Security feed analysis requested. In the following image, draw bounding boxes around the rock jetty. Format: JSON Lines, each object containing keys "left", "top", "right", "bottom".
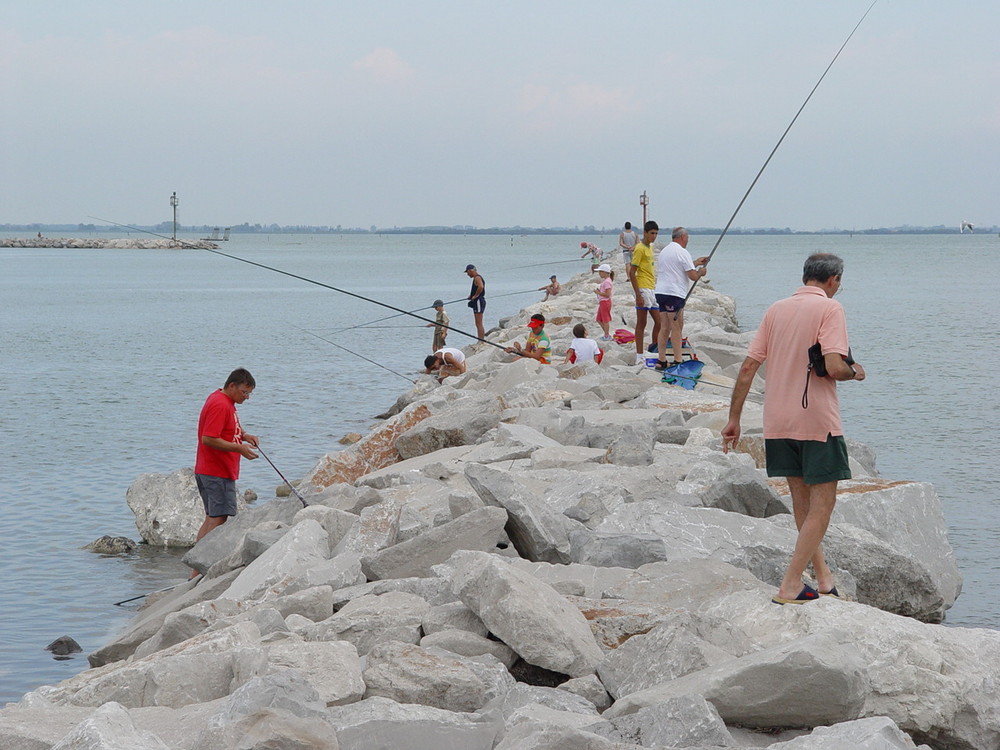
{"left": 0, "top": 237, "right": 218, "bottom": 249}
{"left": 1, "top": 256, "right": 986, "bottom": 750}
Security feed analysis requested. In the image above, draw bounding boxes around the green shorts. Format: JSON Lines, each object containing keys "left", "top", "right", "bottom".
{"left": 764, "top": 434, "right": 851, "bottom": 485}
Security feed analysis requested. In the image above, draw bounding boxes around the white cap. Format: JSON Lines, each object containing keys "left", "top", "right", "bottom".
{"left": 597, "top": 263, "right": 612, "bottom": 273}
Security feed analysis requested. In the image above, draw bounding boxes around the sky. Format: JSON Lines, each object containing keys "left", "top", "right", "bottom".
{"left": 1, "top": 1, "right": 997, "bottom": 231}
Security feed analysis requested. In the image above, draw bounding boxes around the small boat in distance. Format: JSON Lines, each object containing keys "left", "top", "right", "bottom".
{"left": 202, "top": 227, "right": 231, "bottom": 241}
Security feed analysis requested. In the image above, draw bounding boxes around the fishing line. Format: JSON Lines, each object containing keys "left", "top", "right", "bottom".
{"left": 256, "top": 444, "right": 308, "bottom": 507}
{"left": 293, "top": 324, "right": 419, "bottom": 384}
{"left": 504, "top": 257, "right": 587, "bottom": 272}
{"left": 321, "top": 288, "right": 539, "bottom": 337}
{"left": 680, "top": 0, "right": 879, "bottom": 308}
{"left": 87, "top": 217, "right": 518, "bottom": 356}
{"left": 113, "top": 582, "right": 183, "bottom": 607}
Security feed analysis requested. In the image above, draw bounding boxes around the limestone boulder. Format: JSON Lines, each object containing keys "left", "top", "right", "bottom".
{"left": 220, "top": 519, "right": 331, "bottom": 602}
{"left": 604, "top": 422, "right": 657, "bottom": 466}
{"left": 127, "top": 467, "right": 248, "bottom": 547}
{"left": 50, "top": 702, "right": 169, "bottom": 750}
{"left": 307, "top": 591, "right": 430, "bottom": 655}
{"left": 597, "top": 500, "right": 950, "bottom": 621}
{"left": 605, "top": 630, "right": 867, "bottom": 729}
{"left": 767, "top": 716, "right": 929, "bottom": 749}
{"left": 327, "top": 696, "right": 499, "bottom": 750}
{"left": 422, "top": 601, "right": 489, "bottom": 637}
{"left": 597, "top": 619, "right": 735, "bottom": 699}
{"left": 87, "top": 570, "right": 241, "bottom": 667}
{"left": 447, "top": 550, "right": 604, "bottom": 677}
{"left": 40, "top": 622, "right": 267, "bottom": 709}
{"left": 362, "top": 640, "right": 493, "bottom": 712}
{"left": 420, "top": 628, "right": 517, "bottom": 667}
{"left": 182, "top": 497, "right": 303, "bottom": 575}
{"left": 464, "top": 463, "right": 575, "bottom": 563}
{"left": 193, "top": 710, "right": 340, "bottom": 750}
{"left": 396, "top": 393, "right": 504, "bottom": 459}
{"left": 828, "top": 478, "right": 962, "bottom": 609}
{"left": 362, "top": 506, "right": 508, "bottom": 580}
{"left": 331, "top": 498, "right": 402, "bottom": 558}
{"left": 493, "top": 722, "right": 642, "bottom": 750}
{"left": 300, "top": 402, "right": 434, "bottom": 488}
{"left": 266, "top": 638, "right": 365, "bottom": 706}
{"left": 611, "top": 694, "right": 736, "bottom": 748}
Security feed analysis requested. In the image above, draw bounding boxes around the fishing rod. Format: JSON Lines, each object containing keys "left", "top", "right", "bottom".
{"left": 293, "top": 324, "right": 418, "bottom": 384}
{"left": 320, "top": 288, "right": 540, "bottom": 337}
{"left": 680, "top": 0, "right": 879, "bottom": 307}
{"left": 87, "top": 217, "right": 519, "bottom": 356}
{"left": 256, "top": 444, "right": 308, "bottom": 507}
{"left": 504, "top": 257, "right": 586, "bottom": 272}
{"left": 113, "top": 582, "right": 184, "bottom": 606}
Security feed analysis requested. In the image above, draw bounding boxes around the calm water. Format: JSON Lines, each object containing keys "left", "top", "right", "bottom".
{"left": 1, "top": 231, "right": 997, "bottom": 703}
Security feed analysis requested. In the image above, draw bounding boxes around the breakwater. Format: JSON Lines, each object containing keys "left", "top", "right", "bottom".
{"left": 0, "top": 257, "right": 983, "bottom": 750}
{"left": 0, "top": 237, "right": 218, "bottom": 249}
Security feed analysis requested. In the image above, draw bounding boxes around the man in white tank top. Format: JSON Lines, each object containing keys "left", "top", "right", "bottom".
{"left": 619, "top": 221, "right": 638, "bottom": 266}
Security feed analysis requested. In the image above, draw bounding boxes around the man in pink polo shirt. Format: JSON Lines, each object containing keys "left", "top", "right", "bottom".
{"left": 722, "top": 254, "right": 866, "bottom": 605}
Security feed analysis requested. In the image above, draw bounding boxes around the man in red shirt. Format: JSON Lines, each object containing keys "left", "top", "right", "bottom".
{"left": 722, "top": 254, "right": 865, "bottom": 605}
{"left": 193, "top": 368, "right": 259, "bottom": 549}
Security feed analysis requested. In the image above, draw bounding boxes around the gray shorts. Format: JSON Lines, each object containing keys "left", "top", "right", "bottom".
{"left": 196, "top": 474, "right": 238, "bottom": 517}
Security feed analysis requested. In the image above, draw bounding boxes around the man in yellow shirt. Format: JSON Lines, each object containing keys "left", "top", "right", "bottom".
{"left": 628, "top": 220, "right": 662, "bottom": 365}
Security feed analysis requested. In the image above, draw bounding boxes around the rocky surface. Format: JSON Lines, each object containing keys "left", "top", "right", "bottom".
{"left": 0, "top": 236, "right": 218, "bottom": 249}
{"left": 2, "top": 255, "right": 968, "bottom": 749}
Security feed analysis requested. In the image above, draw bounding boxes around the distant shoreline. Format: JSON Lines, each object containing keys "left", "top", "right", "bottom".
{"left": 0, "top": 237, "right": 218, "bottom": 250}
{"left": 3, "top": 224, "right": 996, "bottom": 237}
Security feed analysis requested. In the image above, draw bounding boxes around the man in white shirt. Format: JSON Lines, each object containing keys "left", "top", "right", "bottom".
{"left": 653, "top": 227, "right": 709, "bottom": 369}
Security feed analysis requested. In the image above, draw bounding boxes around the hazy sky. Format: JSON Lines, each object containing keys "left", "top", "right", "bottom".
{"left": 2, "top": 2, "right": 997, "bottom": 230}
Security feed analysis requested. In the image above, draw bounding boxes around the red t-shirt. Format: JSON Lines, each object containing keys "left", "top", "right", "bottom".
{"left": 194, "top": 389, "right": 243, "bottom": 479}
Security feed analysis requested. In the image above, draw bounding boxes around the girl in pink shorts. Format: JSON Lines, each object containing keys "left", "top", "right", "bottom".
{"left": 595, "top": 264, "right": 614, "bottom": 340}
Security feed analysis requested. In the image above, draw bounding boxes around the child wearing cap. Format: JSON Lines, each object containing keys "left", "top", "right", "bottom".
{"left": 595, "top": 264, "right": 615, "bottom": 340}
{"left": 505, "top": 313, "right": 552, "bottom": 364}
{"left": 426, "top": 299, "right": 449, "bottom": 352}
{"left": 538, "top": 275, "right": 561, "bottom": 301}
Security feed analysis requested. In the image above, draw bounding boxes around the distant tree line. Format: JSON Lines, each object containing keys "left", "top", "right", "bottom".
{"left": 2, "top": 222, "right": 997, "bottom": 236}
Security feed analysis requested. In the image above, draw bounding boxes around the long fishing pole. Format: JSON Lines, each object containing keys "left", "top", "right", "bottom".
{"left": 293, "top": 324, "right": 418, "bottom": 384}
{"left": 681, "top": 0, "right": 878, "bottom": 307}
{"left": 87, "top": 217, "right": 517, "bottom": 355}
{"left": 321, "top": 288, "right": 539, "bottom": 337}
{"left": 256, "top": 444, "right": 308, "bottom": 507}
{"left": 504, "top": 257, "right": 587, "bottom": 272}
{"left": 113, "top": 582, "right": 183, "bottom": 606}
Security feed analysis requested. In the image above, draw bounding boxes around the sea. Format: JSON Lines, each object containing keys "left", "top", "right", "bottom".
{"left": 1, "top": 230, "right": 997, "bottom": 704}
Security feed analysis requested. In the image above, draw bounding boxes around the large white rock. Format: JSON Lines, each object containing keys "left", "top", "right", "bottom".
{"left": 308, "top": 591, "right": 430, "bottom": 655}
{"left": 610, "top": 694, "right": 736, "bottom": 748}
{"left": 596, "top": 500, "right": 950, "bottom": 621}
{"left": 266, "top": 638, "right": 365, "bottom": 706}
{"left": 363, "top": 640, "right": 493, "bottom": 712}
{"left": 126, "top": 467, "right": 248, "bottom": 547}
{"left": 221, "top": 519, "right": 331, "bottom": 602}
{"left": 830, "top": 479, "right": 962, "bottom": 608}
{"left": 39, "top": 622, "right": 267, "bottom": 709}
{"left": 327, "top": 696, "right": 499, "bottom": 750}
{"left": 447, "top": 550, "right": 603, "bottom": 677}
{"left": 605, "top": 630, "right": 867, "bottom": 728}
{"left": 597, "top": 619, "right": 735, "bottom": 699}
{"left": 361, "top": 506, "right": 508, "bottom": 580}
{"left": 767, "top": 716, "right": 930, "bottom": 749}
{"left": 464, "top": 463, "right": 576, "bottom": 563}
{"left": 50, "top": 701, "right": 169, "bottom": 750}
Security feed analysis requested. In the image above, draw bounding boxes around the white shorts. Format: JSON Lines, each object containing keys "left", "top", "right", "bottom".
{"left": 636, "top": 288, "right": 657, "bottom": 311}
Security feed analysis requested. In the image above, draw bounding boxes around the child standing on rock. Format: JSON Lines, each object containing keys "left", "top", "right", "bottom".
{"left": 595, "top": 263, "right": 614, "bottom": 340}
